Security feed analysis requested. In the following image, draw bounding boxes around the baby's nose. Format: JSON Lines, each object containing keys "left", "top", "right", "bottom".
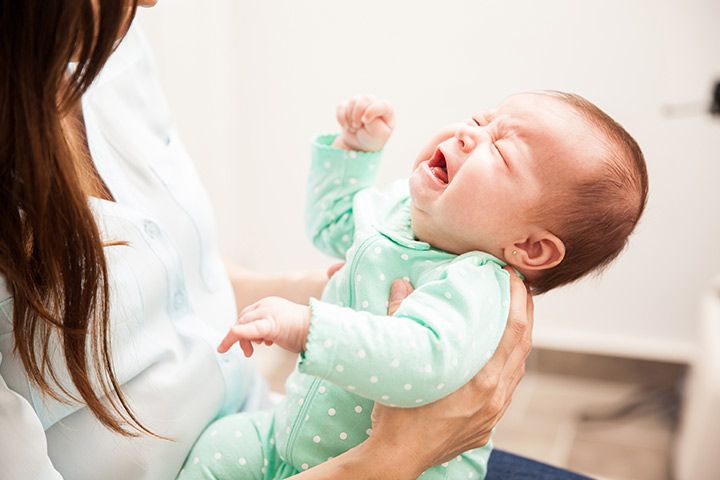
{"left": 454, "top": 126, "right": 477, "bottom": 153}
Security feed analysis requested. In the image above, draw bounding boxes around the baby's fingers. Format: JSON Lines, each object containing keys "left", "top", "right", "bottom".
{"left": 361, "top": 100, "right": 395, "bottom": 129}
{"left": 218, "top": 330, "right": 240, "bottom": 354}
{"left": 239, "top": 339, "right": 254, "bottom": 357}
{"left": 344, "top": 98, "right": 357, "bottom": 132}
{"left": 336, "top": 103, "right": 349, "bottom": 131}
{"left": 351, "top": 95, "right": 374, "bottom": 129}
{"left": 237, "top": 301, "right": 261, "bottom": 321}
{"left": 217, "top": 318, "right": 275, "bottom": 356}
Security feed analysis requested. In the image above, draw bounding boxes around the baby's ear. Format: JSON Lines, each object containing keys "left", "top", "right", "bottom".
{"left": 503, "top": 231, "right": 565, "bottom": 272}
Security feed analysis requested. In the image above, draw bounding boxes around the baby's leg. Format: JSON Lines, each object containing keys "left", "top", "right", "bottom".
{"left": 178, "top": 411, "right": 279, "bottom": 480}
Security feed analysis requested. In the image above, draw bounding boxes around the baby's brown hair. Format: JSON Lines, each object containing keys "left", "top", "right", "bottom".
{"left": 530, "top": 92, "right": 648, "bottom": 294}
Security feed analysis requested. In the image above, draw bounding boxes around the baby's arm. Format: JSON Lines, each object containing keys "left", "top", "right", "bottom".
{"left": 300, "top": 254, "right": 511, "bottom": 407}
{"left": 218, "top": 254, "right": 511, "bottom": 406}
{"left": 306, "top": 96, "right": 394, "bottom": 259}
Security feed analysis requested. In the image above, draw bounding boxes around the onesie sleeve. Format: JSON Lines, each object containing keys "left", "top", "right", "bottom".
{"left": 305, "top": 134, "right": 382, "bottom": 259}
{"left": 0, "top": 355, "right": 64, "bottom": 480}
{"left": 298, "top": 254, "right": 511, "bottom": 407}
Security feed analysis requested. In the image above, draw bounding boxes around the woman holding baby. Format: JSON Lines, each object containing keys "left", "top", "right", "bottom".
{"left": 0, "top": 1, "right": 590, "bottom": 479}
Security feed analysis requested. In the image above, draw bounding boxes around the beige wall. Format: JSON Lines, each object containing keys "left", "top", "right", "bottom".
{"left": 138, "top": 0, "right": 720, "bottom": 362}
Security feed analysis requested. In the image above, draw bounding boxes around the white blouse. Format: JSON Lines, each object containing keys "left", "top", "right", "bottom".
{"left": 0, "top": 25, "right": 267, "bottom": 480}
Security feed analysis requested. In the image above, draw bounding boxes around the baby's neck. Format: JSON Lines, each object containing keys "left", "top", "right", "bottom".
{"left": 411, "top": 215, "right": 533, "bottom": 280}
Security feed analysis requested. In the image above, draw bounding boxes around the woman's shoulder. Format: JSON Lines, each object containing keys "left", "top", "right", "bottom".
{"left": 85, "top": 23, "right": 152, "bottom": 91}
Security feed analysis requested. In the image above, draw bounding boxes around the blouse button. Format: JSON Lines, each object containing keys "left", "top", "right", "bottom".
{"left": 143, "top": 220, "right": 160, "bottom": 239}
{"left": 173, "top": 289, "right": 187, "bottom": 311}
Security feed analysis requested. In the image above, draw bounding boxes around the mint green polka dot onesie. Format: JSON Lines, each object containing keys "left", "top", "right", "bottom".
{"left": 179, "top": 134, "right": 512, "bottom": 480}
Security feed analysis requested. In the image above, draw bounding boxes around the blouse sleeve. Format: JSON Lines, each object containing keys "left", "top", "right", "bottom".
{"left": 0, "top": 354, "right": 64, "bottom": 480}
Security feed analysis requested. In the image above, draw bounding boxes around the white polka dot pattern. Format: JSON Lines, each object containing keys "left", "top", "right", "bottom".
{"left": 300, "top": 143, "right": 508, "bottom": 479}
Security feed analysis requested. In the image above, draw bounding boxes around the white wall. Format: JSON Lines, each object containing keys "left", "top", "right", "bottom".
{"left": 138, "top": 0, "right": 720, "bottom": 363}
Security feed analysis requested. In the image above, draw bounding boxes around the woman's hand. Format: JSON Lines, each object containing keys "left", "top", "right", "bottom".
{"left": 288, "top": 266, "right": 534, "bottom": 480}
{"left": 368, "top": 266, "right": 534, "bottom": 473}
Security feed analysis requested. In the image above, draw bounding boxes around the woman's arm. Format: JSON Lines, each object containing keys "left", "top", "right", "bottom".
{"left": 0, "top": 367, "right": 64, "bottom": 479}
{"left": 289, "top": 267, "right": 534, "bottom": 479}
{"left": 225, "top": 262, "right": 327, "bottom": 310}
{"left": 288, "top": 439, "right": 422, "bottom": 480}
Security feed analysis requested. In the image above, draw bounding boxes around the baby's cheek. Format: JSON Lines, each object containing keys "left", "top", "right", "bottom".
{"left": 445, "top": 180, "right": 501, "bottom": 232}
{"left": 443, "top": 187, "right": 481, "bottom": 229}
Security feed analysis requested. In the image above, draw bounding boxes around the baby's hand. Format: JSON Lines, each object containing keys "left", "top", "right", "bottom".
{"left": 217, "top": 297, "right": 311, "bottom": 357}
{"left": 333, "top": 95, "right": 395, "bottom": 152}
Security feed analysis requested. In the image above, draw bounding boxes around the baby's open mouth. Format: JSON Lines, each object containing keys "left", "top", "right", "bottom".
{"left": 428, "top": 149, "right": 449, "bottom": 184}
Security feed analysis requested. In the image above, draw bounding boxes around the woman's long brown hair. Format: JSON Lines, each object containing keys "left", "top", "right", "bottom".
{"left": 0, "top": 0, "right": 156, "bottom": 437}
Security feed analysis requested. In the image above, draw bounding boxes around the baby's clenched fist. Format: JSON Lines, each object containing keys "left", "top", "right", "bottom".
{"left": 333, "top": 94, "right": 395, "bottom": 152}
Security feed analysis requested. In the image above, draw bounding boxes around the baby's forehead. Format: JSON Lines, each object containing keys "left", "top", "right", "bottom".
{"left": 491, "top": 92, "right": 579, "bottom": 126}
{"left": 493, "top": 93, "right": 607, "bottom": 174}
{"left": 487, "top": 93, "right": 599, "bottom": 145}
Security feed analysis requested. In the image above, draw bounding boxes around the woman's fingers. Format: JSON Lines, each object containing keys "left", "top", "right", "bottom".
{"left": 489, "top": 267, "right": 531, "bottom": 365}
{"left": 526, "top": 283, "right": 535, "bottom": 327}
{"left": 326, "top": 262, "right": 345, "bottom": 279}
{"left": 475, "top": 267, "right": 532, "bottom": 404}
{"left": 499, "top": 292, "right": 535, "bottom": 392}
{"left": 364, "top": 268, "right": 535, "bottom": 469}
{"left": 387, "top": 279, "right": 414, "bottom": 315}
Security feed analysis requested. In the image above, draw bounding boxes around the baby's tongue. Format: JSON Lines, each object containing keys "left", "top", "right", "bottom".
{"left": 431, "top": 166, "right": 448, "bottom": 184}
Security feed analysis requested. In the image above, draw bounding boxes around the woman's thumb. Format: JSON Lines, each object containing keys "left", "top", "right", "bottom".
{"left": 387, "top": 279, "right": 414, "bottom": 315}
